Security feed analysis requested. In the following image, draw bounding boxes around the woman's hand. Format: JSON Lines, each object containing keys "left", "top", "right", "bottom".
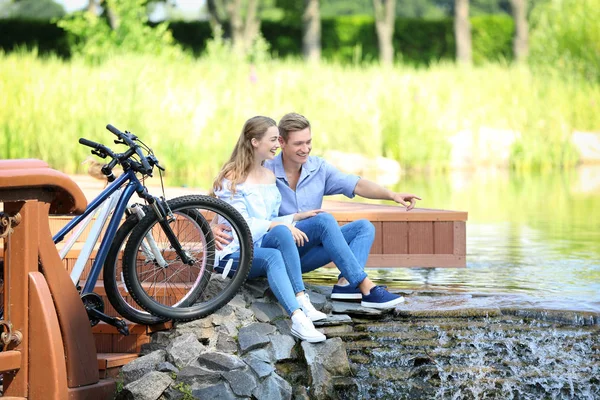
{"left": 293, "top": 209, "right": 325, "bottom": 222}
{"left": 285, "top": 224, "right": 309, "bottom": 247}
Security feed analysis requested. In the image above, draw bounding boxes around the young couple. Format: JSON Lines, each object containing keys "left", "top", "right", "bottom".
{"left": 211, "top": 113, "right": 421, "bottom": 343}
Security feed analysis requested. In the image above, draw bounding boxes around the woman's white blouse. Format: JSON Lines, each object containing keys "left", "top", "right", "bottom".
{"left": 214, "top": 179, "right": 294, "bottom": 259}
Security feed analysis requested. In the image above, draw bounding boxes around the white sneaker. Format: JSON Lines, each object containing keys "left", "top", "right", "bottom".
{"left": 297, "top": 293, "right": 328, "bottom": 322}
{"left": 290, "top": 312, "right": 326, "bottom": 343}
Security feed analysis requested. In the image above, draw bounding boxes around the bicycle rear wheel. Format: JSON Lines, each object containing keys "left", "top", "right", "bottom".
{"left": 103, "top": 212, "right": 168, "bottom": 325}
{"left": 123, "top": 195, "right": 252, "bottom": 321}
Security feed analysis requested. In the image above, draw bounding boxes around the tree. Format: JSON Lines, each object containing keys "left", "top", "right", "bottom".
{"left": 1, "top": 0, "right": 65, "bottom": 20}
{"left": 373, "top": 0, "right": 396, "bottom": 66}
{"left": 510, "top": 0, "right": 528, "bottom": 62}
{"left": 303, "top": 0, "right": 321, "bottom": 63}
{"left": 206, "top": 0, "right": 261, "bottom": 55}
{"left": 454, "top": 0, "right": 472, "bottom": 64}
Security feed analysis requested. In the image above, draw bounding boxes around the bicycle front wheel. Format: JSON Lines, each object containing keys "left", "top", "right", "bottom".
{"left": 103, "top": 212, "right": 168, "bottom": 325}
{"left": 122, "top": 195, "right": 252, "bottom": 321}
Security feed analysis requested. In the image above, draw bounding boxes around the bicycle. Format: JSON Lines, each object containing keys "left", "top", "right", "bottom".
{"left": 52, "top": 124, "right": 253, "bottom": 333}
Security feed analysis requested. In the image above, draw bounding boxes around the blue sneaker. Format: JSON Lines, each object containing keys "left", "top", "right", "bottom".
{"left": 361, "top": 286, "right": 405, "bottom": 309}
{"left": 331, "top": 284, "right": 362, "bottom": 301}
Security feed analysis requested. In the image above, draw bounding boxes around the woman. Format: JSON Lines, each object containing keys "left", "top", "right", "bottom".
{"left": 211, "top": 116, "right": 326, "bottom": 343}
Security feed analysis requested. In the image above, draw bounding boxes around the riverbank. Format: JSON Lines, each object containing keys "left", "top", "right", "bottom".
{"left": 116, "top": 282, "right": 600, "bottom": 399}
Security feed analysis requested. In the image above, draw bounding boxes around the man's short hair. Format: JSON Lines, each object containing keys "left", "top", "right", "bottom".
{"left": 278, "top": 113, "right": 310, "bottom": 142}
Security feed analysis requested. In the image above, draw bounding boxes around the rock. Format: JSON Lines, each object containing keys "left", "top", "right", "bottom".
{"left": 191, "top": 382, "right": 237, "bottom": 400}
{"left": 215, "top": 333, "right": 238, "bottom": 353}
{"left": 119, "top": 371, "right": 172, "bottom": 400}
{"left": 331, "top": 301, "right": 388, "bottom": 316}
{"left": 244, "top": 279, "right": 271, "bottom": 298}
{"left": 211, "top": 305, "right": 236, "bottom": 326}
{"left": 157, "top": 362, "right": 179, "bottom": 374}
{"left": 222, "top": 368, "right": 258, "bottom": 397}
{"left": 150, "top": 331, "right": 172, "bottom": 345}
{"left": 313, "top": 314, "right": 353, "bottom": 327}
{"left": 306, "top": 291, "right": 327, "bottom": 311}
{"left": 166, "top": 333, "right": 205, "bottom": 368}
{"left": 252, "top": 372, "right": 293, "bottom": 400}
{"left": 321, "top": 325, "right": 354, "bottom": 336}
{"left": 238, "top": 322, "right": 276, "bottom": 353}
{"left": 243, "top": 349, "right": 274, "bottom": 378}
{"left": 572, "top": 131, "right": 600, "bottom": 164}
{"left": 302, "top": 337, "right": 350, "bottom": 376}
{"left": 140, "top": 342, "right": 167, "bottom": 356}
{"left": 269, "top": 334, "right": 297, "bottom": 361}
{"left": 250, "top": 300, "right": 286, "bottom": 322}
{"left": 448, "top": 127, "right": 520, "bottom": 169}
{"left": 196, "top": 352, "right": 246, "bottom": 371}
{"left": 273, "top": 318, "right": 292, "bottom": 336}
{"left": 302, "top": 338, "right": 350, "bottom": 399}
{"left": 175, "top": 366, "right": 221, "bottom": 387}
{"left": 173, "top": 317, "right": 214, "bottom": 343}
{"left": 121, "top": 350, "right": 166, "bottom": 385}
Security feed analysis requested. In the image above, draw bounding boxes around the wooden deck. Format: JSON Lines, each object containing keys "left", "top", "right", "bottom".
{"left": 322, "top": 200, "right": 467, "bottom": 268}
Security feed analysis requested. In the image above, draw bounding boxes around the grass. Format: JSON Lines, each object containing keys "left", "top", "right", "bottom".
{"left": 1, "top": 51, "right": 599, "bottom": 188}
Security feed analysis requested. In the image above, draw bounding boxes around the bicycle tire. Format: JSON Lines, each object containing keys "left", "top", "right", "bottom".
{"left": 103, "top": 212, "right": 168, "bottom": 325}
{"left": 123, "top": 195, "right": 252, "bottom": 321}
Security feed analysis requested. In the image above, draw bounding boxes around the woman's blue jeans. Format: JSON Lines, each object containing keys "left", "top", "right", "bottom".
{"left": 222, "top": 225, "right": 304, "bottom": 316}
{"left": 294, "top": 213, "right": 374, "bottom": 288}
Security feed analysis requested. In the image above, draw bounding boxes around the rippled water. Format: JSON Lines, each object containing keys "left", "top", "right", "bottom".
{"left": 305, "top": 167, "right": 600, "bottom": 313}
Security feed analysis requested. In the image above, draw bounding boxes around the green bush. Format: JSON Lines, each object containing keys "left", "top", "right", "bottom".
{"left": 529, "top": 0, "right": 600, "bottom": 82}
{"left": 395, "top": 18, "right": 455, "bottom": 64}
{"left": 0, "top": 19, "right": 70, "bottom": 57}
{"left": 0, "top": 15, "right": 516, "bottom": 65}
{"left": 471, "top": 15, "right": 514, "bottom": 64}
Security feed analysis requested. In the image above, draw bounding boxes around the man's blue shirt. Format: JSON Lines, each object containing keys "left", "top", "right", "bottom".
{"left": 264, "top": 154, "right": 360, "bottom": 216}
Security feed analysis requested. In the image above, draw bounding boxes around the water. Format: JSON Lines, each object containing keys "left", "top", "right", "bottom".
{"left": 336, "top": 316, "right": 600, "bottom": 399}
{"left": 305, "top": 166, "right": 600, "bottom": 313}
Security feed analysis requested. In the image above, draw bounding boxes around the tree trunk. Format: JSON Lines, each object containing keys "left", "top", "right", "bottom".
{"left": 303, "top": 0, "right": 321, "bottom": 63}
{"left": 242, "top": 0, "right": 260, "bottom": 53}
{"left": 87, "top": 0, "right": 97, "bottom": 14}
{"left": 206, "top": 0, "right": 224, "bottom": 37}
{"left": 510, "top": 0, "right": 529, "bottom": 62}
{"left": 454, "top": 0, "right": 472, "bottom": 65}
{"left": 373, "top": 0, "right": 396, "bottom": 66}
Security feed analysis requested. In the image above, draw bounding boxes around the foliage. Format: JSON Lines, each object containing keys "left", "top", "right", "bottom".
{"left": 57, "top": 0, "right": 182, "bottom": 63}
{"left": 0, "top": 19, "right": 71, "bottom": 57}
{"left": 529, "top": 0, "right": 600, "bottom": 82}
{"left": 1, "top": 15, "right": 515, "bottom": 65}
{"left": 471, "top": 14, "right": 514, "bottom": 64}
{"left": 1, "top": 52, "right": 598, "bottom": 188}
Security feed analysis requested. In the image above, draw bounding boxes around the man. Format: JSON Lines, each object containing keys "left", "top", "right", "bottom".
{"left": 264, "top": 112, "right": 422, "bottom": 309}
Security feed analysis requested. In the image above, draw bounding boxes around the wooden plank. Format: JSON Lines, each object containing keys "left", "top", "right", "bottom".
{"left": 434, "top": 222, "right": 454, "bottom": 254}
{"left": 382, "top": 222, "right": 408, "bottom": 254}
{"left": 371, "top": 221, "right": 383, "bottom": 254}
{"left": 453, "top": 221, "right": 466, "bottom": 256}
{"left": 112, "top": 333, "right": 138, "bottom": 353}
{"left": 94, "top": 334, "right": 114, "bottom": 354}
{"left": 97, "top": 353, "right": 139, "bottom": 370}
{"left": 0, "top": 351, "right": 22, "bottom": 372}
{"left": 365, "top": 254, "right": 466, "bottom": 268}
{"left": 408, "top": 222, "right": 434, "bottom": 254}
{"left": 323, "top": 201, "right": 468, "bottom": 222}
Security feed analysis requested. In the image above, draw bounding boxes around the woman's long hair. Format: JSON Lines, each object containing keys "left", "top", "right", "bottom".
{"left": 211, "top": 116, "right": 276, "bottom": 196}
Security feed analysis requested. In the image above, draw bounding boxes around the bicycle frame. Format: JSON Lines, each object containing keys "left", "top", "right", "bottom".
{"left": 53, "top": 169, "right": 146, "bottom": 295}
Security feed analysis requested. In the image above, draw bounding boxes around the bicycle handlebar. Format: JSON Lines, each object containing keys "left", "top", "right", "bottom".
{"left": 105, "top": 124, "right": 153, "bottom": 174}
{"left": 78, "top": 124, "right": 158, "bottom": 177}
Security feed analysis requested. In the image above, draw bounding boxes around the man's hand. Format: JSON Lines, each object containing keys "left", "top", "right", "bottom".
{"left": 293, "top": 209, "right": 325, "bottom": 222}
{"left": 212, "top": 224, "right": 233, "bottom": 250}
{"left": 391, "top": 192, "right": 422, "bottom": 211}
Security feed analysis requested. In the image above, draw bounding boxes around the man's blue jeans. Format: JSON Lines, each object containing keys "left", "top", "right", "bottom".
{"left": 222, "top": 225, "right": 304, "bottom": 316}
{"left": 294, "top": 213, "right": 374, "bottom": 288}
